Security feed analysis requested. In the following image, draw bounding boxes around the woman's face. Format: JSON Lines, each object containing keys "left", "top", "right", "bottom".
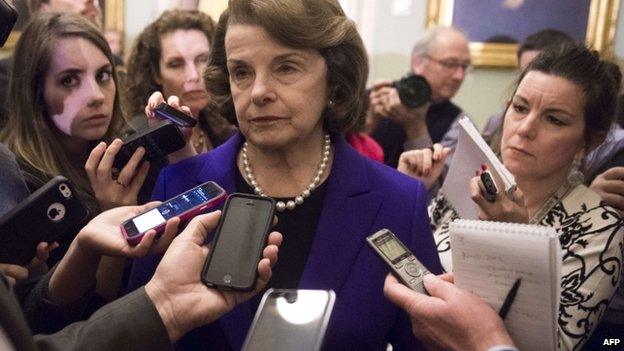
{"left": 225, "top": 24, "right": 329, "bottom": 149}
{"left": 43, "top": 37, "right": 115, "bottom": 141}
{"left": 157, "top": 29, "right": 210, "bottom": 117}
{"left": 501, "top": 71, "right": 587, "bottom": 182}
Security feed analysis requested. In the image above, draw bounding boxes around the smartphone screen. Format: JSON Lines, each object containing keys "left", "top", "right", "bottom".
{"left": 123, "top": 182, "right": 225, "bottom": 238}
{"left": 202, "top": 194, "right": 274, "bottom": 290}
{"left": 242, "top": 289, "right": 335, "bottom": 351}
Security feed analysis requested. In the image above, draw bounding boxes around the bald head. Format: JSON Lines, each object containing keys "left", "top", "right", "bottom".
{"left": 411, "top": 27, "right": 470, "bottom": 102}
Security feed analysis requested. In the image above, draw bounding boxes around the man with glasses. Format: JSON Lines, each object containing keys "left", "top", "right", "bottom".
{"left": 367, "top": 26, "right": 471, "bottom": 169}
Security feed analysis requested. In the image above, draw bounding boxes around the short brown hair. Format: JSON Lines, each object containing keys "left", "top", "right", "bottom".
{"left": 123, "top": 10, "right": 216, "bottom": 118}
{"left": 204, "top": 0, "right": 369, "bottom": 134}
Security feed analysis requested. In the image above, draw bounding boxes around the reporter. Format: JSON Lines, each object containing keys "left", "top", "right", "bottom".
{"left": 0, "top": 14, "right": 147, "bottom": 265}
{"left": 4, "top": 208, "right": 281, "bottom": 350}
{"left": 383, "top": 274, "right": 517, "bottom": 351}
{"left": 399, "top": 44, "right": 623, "bottom": 350}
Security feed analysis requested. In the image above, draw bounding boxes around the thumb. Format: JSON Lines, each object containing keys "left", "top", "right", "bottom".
{"left": 178, "top": 210, "right": 222, "bottom": 245}
{"left": 422, "top": 274, "right": 456, "bottom": 301}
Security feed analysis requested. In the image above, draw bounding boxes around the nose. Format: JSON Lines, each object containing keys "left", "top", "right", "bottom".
{"left": 516, "top": 113, "right": 538, "bottom": 140}
{"left": 250, "top": 73, "right": 277, "bottom": 106}
{"left": 452, "top": 66, "right": 467, "bottom": 81}
{"left": 85, "top": 78, "right": 105, "bottom": 108}
{"left": 185, "top": 63, "right": 201, "bottom": 83}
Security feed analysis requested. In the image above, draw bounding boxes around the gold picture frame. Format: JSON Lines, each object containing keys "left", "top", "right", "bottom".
{"left": 1, "top": 0, "right": 125, "bottom": 54}
{"left": 427, "top": 0, "right": 620, "bottom": 67}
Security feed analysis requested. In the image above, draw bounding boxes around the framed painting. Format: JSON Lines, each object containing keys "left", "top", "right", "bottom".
{"left": 1, "top": 0, "right": 124, "bottom": 54}
{"left": 427, "top": 0, "right": 620, "bottom": 67}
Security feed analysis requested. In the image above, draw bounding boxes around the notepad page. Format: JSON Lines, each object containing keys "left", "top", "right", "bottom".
{"left": 441, "top": 117, "right": 516, "bottom": 219}
{"left": 450, "top": 220, "right": 560, "bottom": 351}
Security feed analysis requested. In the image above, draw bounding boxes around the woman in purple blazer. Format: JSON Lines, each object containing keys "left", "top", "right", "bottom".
{"left": 128, "top": 0, "right": 442, "bottom": 349}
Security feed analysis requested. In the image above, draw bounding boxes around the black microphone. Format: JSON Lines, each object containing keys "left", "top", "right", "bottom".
{"left": 0, "top": 0, "right": 17, "bottom": 48}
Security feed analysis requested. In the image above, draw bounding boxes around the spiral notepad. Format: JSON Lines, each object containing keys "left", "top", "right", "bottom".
{"left": 449, "top": 219, "right": 561, "bottom": 351}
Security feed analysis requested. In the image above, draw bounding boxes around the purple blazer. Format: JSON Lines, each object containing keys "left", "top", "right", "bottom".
{"left": 128, "top": 133, "right": 443, "bottom": 350}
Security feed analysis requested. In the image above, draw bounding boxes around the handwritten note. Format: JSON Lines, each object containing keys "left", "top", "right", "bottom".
{"left": 450, "top": 220, "right": 560, "bottom": 351}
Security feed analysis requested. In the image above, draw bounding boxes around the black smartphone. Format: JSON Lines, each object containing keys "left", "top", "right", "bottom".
{"left": 480, "top": 170, "right": 499, "bottom": 202}
{"left": 154, "top": 102, "right": 197, "bottom": 128}
{"left": 0, "top": 176, "right": 89, "bottom": 265}
{"left": 0, "top": 0, "right": 17, "bottom": 47}
{"left": 112, "top": 120, "right": 186, "bottom": 174}
{"left": 202, "top": 193, "right": 275, "bottom": 291}
{"left": 242, "top": 289, "right": 336, "bottom": 351}
{"left": 120, "top": 181, "right": 226, "bottom": 245}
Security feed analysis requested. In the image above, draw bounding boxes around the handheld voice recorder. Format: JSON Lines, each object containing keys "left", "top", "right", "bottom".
{"left": 367, "top": 229, "right": 430, "bottom": 294}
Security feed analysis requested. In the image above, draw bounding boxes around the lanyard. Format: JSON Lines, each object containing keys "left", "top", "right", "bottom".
{"left": 529, "top": 183, "right": 574, "bottom": 224}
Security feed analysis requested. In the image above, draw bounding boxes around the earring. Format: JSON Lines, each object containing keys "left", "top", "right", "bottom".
{"left": 327, "top": 99, "right": 335, "bottom": 108}
{"left": 567, "top": 158, "right": 585, "bottom": 186}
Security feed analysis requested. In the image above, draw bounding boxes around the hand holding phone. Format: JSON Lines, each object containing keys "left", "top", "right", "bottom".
{"left": 154, "top": 102, "right": 197, "bottom": 128}
{"left": 479, "top": 170, "right": 499, "bottom": 202}
{"left": 367, "top": 229, "right": 430, "bottom": 294}
{"left": 0, "top": 176, "right": 89, "bottom": 265}
{"left": 202, "top": 193, "right": 275, "bottom": 291}
{"left": 112, "top": 120, "right": 186, "bottom": 174}
{"left": 120, "top": 181, "right": 226, "bottom": 245}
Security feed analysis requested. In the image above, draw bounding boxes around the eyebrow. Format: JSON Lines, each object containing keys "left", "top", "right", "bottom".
{"left": 513, "top": 95, "right": 576, "bottom": 117}
{"left": 54, "top": 63, "right": 111, "bottom": 77}
{"left": 227, "top": 52, "right": 307, "bottom": 65}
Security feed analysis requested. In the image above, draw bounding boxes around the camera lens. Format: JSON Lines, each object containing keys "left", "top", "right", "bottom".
{"left": 394, "top": 74, "right": 432, "bottom": 109}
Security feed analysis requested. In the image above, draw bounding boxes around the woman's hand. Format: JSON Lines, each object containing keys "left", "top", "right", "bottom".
{"left": 398, "top": 143, "right": 450, "bottom": 190}
{"left": 469, "top": 167, "right": 528, "bottom": 223}
{"left": 85, "top": 139, "right": 150, "bottom": 211}
{"left": 76, "top": 202, "right": 179, "bottom": 258}
{"left": 0, "top": 263, "right": 29, "bottom": 287}
{"left": 145, "top": 91, "right": 197, "bottom": 163}
{"left": 26, "top": 241, "right": 59, "bottom": 277}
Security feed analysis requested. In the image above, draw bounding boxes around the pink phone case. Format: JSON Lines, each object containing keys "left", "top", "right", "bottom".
{"left": 121, "top": 183, "right": 226, "bottom": 245}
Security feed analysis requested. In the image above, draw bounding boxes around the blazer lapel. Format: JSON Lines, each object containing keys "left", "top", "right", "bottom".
{"left": 196, "top": 132, "right": 243, "bottom": 195}
{"left": 299, "top": 135, "right": 383, "bottom": 290}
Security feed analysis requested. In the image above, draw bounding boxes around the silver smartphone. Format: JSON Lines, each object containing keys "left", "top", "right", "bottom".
{"left": 242, "top": 289, "right": 336, "bottom": 351}
{"left": 367, "top": 229, "right": 430, "bottom": 294}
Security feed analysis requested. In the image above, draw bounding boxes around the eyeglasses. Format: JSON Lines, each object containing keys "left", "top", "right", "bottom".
{"left": 425, "top": 55, "right": 472, "bottom": 72}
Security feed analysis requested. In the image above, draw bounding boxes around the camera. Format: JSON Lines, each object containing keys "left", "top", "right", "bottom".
{"left": 393, "top": 74, "right": 432, "bottom": 109}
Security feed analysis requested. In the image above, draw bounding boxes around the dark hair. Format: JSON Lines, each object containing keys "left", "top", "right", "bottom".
{"left": 517, "top": 29, "right": 575, "bottom": 60}
{"left": 123, "top": 10, "right": 216, "bottom": 117}
{"left": 518, "top": 44, "right": 621, "bottom": 149}
{"left": 204, "top": 0, "right": 369, "bottom": 134}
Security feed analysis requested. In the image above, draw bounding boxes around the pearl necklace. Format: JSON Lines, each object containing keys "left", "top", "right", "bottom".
{"left": 242, "top": 134, "right": 331, "bottom": 212}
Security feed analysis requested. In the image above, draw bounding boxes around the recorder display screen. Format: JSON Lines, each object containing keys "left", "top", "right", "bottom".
{"left": 373, "top": 233, "right": 409, "bottom": 264}
{"left": 132, "top": 184, "right": 221, "bottom": 234}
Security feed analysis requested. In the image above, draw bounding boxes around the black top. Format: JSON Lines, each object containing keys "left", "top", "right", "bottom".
{"left": 371, "top": 100, "right": 462, "bottom": 167}
{"left": 235, "top": 167, "right": 327, "bottom": 289}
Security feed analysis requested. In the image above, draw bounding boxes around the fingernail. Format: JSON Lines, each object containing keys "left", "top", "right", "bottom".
{"left": 481, "top": 164, "right": 487, "bottom": 171}
{"left": 475, "top": 170, "right": 479, "bottom": 176}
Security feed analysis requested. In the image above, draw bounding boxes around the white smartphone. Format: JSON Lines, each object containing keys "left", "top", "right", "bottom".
{"left": 241, "top": 289, "right": 336, "bottom": 351}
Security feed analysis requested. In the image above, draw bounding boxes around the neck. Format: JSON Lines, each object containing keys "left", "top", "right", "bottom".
{"left": 60, "top": 135, "right": 90, "bottom": 160}
{"left": 238, "top": 129, "right": 331, "bottom": 198}
{"left": 516, "top": 170, "right": 569, "bottom": 218}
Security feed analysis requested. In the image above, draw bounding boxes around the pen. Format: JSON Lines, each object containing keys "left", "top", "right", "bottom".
{"left": 499, "top": 278, "right": 522, "bottom": 320}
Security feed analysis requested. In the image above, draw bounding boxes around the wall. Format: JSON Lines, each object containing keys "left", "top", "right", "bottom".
{"left": 121, "top": 0, "right": 624, "bottom": 129}
{"left": 363, "top": 0, "right": 624, "bottom": 129}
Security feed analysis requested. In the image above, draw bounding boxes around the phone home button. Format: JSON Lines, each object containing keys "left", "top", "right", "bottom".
{"left": 223, "top": 274, "right": 232, "bottom": 284}
{"left": 405, "top": 263, "right": 423, "bottom": 277}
